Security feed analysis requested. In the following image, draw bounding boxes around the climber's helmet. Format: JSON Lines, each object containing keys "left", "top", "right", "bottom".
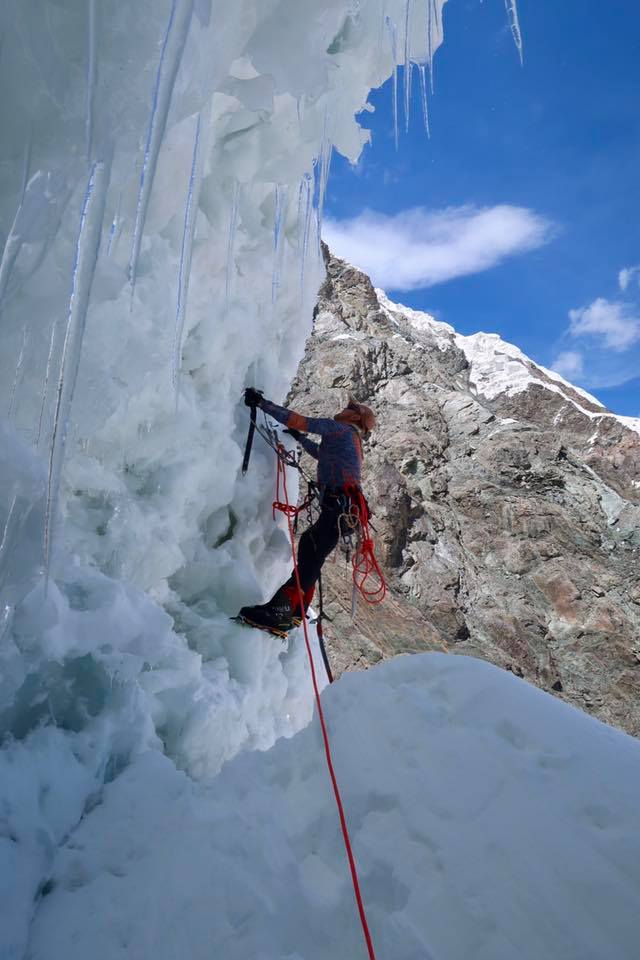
{"left": 335, "top": 397, "right": 376, "bottom": 437}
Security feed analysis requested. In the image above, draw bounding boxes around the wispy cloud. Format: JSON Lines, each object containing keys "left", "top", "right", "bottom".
{"left": 551, "top": 272, "right": 640, "bottom": 390}
{"left": 568, "top": 298, "right": 640, "bottom": 352}
{"left": 618, "top": 264, "right": 640, "bottom": 292}
{"left": 551, "top": 351, "right": 584, "bottom": 379}
{"left": 323, "top": 205, "right": 554, "bottom": 291}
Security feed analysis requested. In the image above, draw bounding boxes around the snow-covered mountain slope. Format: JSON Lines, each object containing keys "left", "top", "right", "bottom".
{"left": 289, "top": 252, "right": 640, "bottom": 733}
{"left": 377, "top": 289, "right": 640, "bottom": 433}
{"left": 22, "top": 654, "right": 640, "bottom": 960}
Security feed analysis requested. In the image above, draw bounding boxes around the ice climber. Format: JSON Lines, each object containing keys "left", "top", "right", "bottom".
{"left": 238, "top": 388, "right": 376, "bottom": 634}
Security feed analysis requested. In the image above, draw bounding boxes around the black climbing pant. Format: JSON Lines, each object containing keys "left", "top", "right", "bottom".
{"left": 296, "top": 493, "right": 345, "bottom": 592}
{"left": 275, "top": 490, "right": 355, "bottom": 611}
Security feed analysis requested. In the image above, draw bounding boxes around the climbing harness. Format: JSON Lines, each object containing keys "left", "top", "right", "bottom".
{"left": 244, "top": 408, "right": 386, "bottom": 663}
{"left": 274, "top": 447, "right": 378, "bottom": 960}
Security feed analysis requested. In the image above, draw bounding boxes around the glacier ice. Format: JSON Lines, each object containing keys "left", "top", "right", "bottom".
{"left": 0, "top": 1, "right": 450, "bottom": 955}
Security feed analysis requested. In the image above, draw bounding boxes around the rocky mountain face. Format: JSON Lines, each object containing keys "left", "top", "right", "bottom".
{"left": 287, "top": 249, "right": 640, "bottom": 736}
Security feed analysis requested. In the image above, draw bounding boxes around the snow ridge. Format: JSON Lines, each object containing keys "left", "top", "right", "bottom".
{"left": 378, "top": 290, "right": 640, "bottom": 436}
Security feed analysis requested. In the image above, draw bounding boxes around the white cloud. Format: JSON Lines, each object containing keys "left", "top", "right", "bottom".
{"left": 568, "top": 298, "right": 640, "bottom": 352}
{"left": 551, "top": 351, "right": 584, "bottom": 378}
{"left": 322, "top": 204, "right": 554, "bottom": 291}
{"left": 618, "top": 265, "right": 640, "bottom": 292}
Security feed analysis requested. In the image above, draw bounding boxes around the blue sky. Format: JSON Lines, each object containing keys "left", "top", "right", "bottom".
{"left": 324, "top": 0, "right": 640, "bottom": 416}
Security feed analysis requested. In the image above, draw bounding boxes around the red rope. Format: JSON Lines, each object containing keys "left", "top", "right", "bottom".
{"left": 348, "top": 487, "right": 386, "bottom": 605}
{"left": 273, "top": 452, "right": 378, "bottom": 960}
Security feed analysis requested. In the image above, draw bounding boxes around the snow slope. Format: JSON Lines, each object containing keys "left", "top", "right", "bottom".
{"left": 24, "top": 654, "right": 640, "bottom": 960}
{"left": 378, "top": 291, "right": 640, "bottom": 435}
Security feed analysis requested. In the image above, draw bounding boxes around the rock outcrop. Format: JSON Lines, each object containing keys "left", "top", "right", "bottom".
{"left": 287, "top": 249, "right": 640, "bottom": 736}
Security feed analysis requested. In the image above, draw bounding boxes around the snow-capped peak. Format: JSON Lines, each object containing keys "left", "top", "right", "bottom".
{"left": 378, "top": 291, "right": 640, "bottom": 437}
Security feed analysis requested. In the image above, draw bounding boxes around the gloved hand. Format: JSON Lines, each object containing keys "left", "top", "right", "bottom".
{"left": 244, "top": 387, "right": 264, "bottom": 408}
{"left": 284, "top": 427, "right": 303, "bottom": 442}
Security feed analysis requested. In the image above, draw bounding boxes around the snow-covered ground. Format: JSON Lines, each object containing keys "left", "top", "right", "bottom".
{"left": 19, "top": 653, "right": 640, "bottom": 960}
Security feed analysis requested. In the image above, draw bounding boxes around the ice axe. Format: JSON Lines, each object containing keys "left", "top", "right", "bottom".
{"left": 242, "top": 387, "right": 263, "bottom": 475}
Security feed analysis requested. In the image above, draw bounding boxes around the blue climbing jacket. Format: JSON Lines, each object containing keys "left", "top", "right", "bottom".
{"left": 261, "top": 399, "right": 363, "bottom": 490}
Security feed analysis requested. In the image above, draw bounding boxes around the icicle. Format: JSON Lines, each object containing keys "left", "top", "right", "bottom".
{"left": 418, "top": 62, "right": 430, "bottom": 137}
{"left": 403, "top": 0, "right": 412, "bottom": 133}
{"left": 299, "top": 172, "right": 312, "bottom": 301}
{"left": 0, "top": 218, "right": 23, "bottom": 312}
{"left": 504, "top": 0, "right": 524, "bottom": 65}
{"left": 172, "top": 113, "right": 202, "bottom": 402}
{"left": 315, "top": 113, "right": 333, "bottom": 255}
{"left": 43, "top": 160, "right": 109, "bottom": 585}
{"left": 272, "top": 183, "right": 288, "bottom": 305}
{"left": 0, "top": 494, "right": 19, "bottom": 594}
{"left": 128, "top": 0, "right": 194, "bottom": 295}
{"left": 86, "top": 0, "right": 96, "bottom": 162}
{"left": 225, "top": 179, "right": 240, "bottom": 305}
{"left": 7, "top": 326, "right": 29, "bottom": 419}
{"left": 36, "top": 319, "right": 60, "bottom": 446}
{"left": 385, "top": 16, "right": 398, "bottom": 150}
{"left": 0, "top": 148, "right": 32, "bottom": 310}
{"left": 19, "top": 130, "right": 33, "bottom": 203}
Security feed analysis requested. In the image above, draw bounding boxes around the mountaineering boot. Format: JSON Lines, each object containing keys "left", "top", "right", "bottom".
{"left": 237, "top": 593, "right": 295, "bottom": 636}
{"left": 236, "top": 581, "right": 315, "bottom": 636}
{"left": 279, "top": 580, "right": 315, "bottom": 624}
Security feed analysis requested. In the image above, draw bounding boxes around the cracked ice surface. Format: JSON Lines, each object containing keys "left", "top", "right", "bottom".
{"left": 0, "top": 1, "right": 447, "bottom": 955}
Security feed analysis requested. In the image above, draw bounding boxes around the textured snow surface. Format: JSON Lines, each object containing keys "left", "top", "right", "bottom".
{"left": 22, "top": 654, "right": 640, "bottom": 960}
{"left": 379, "top": 292, "right": 640, "bottom": 434}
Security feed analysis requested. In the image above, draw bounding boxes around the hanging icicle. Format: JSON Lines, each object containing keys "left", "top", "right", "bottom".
{"left": 43, "top": 160, "right": 109, "bottom": 584}
{"left": 172, "top": 112, "right": 202, "bottom": 403}
{"left": 418, "top": 62, "right": 430, "bottom": 137}
{"left": 403, "top": 0, "right": 412, "bottom": 133}
{"left": 385, "top": 16, "right": 399, "bottom": 150}
{"left": 129, "top": 0, "right": 194, "bottom": 296}
{"left": 298, "top": 172, "right": 313, "bottom": 301}
{"left": 225, "top": 179, "right": 240, "bottom": 306}
{"left": 504, "top": 0, "right": 524, "bottom": 65}
{"left": 7, "top": 327, "right": 29, "bottom": 419}
{"left": 272, "top": 183, "right": 288, "bottom": 305}
{"left": 315, "top": 111, "right": 333, "bottom": 255}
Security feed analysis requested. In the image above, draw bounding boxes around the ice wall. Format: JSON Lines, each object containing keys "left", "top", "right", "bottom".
{"left": 0, "top": 2, "right": 450, "bottom": 952}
